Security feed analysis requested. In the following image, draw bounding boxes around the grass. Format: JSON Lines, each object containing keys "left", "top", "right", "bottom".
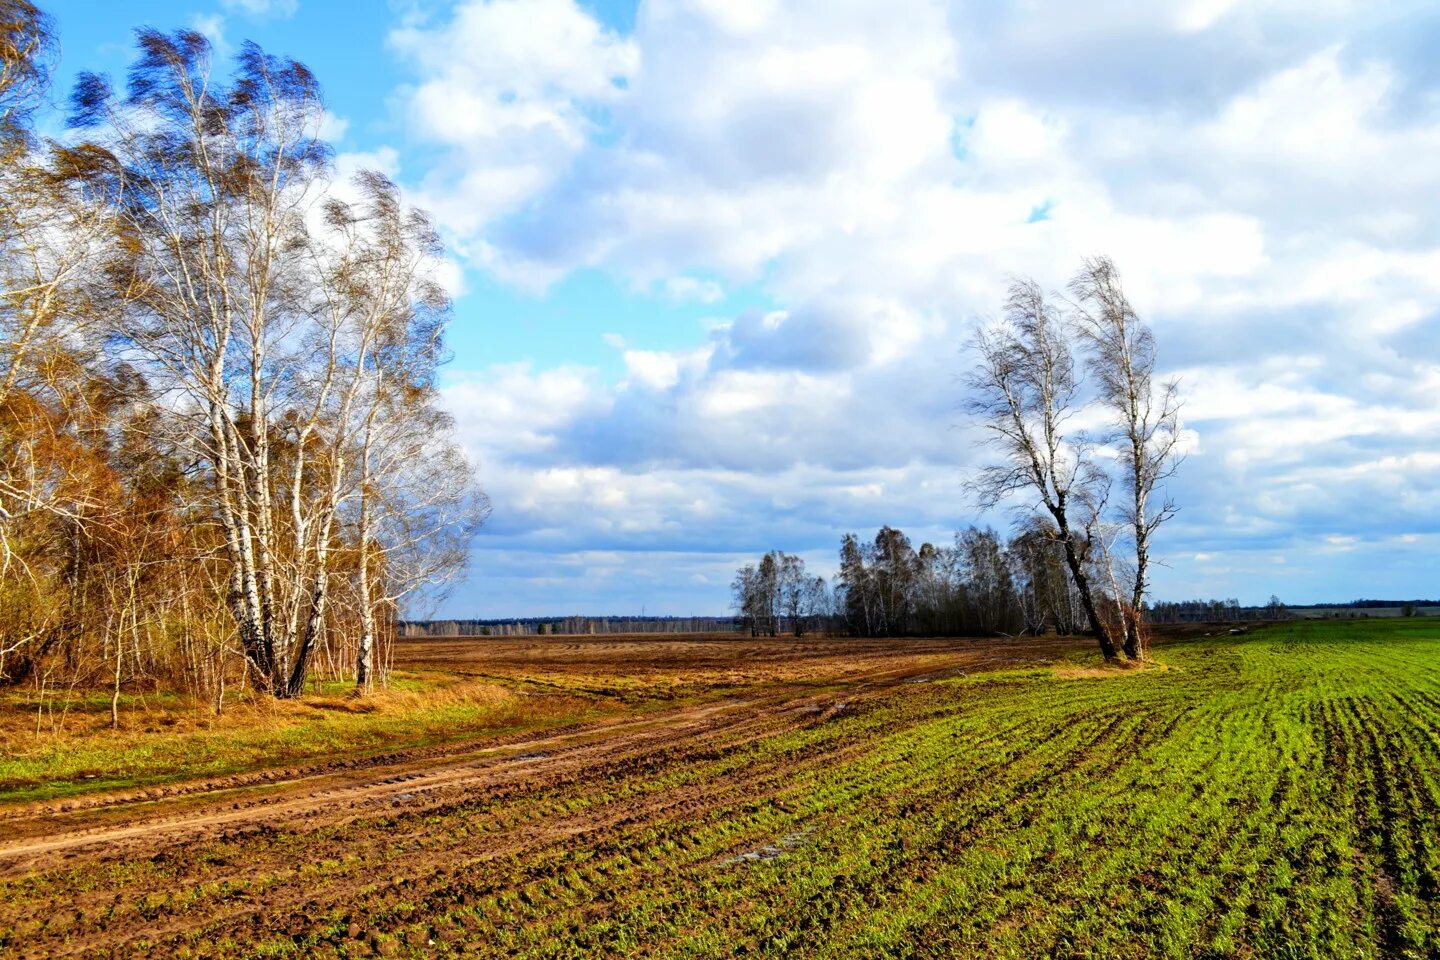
{"left": 4, "top": 619, "right": 1440, "bottom": 958}
{"left": 0, "top": 672, "right": 624, "bottom": 804}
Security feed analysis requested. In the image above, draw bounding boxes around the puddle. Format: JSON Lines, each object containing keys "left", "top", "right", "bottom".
{"left": 721, "top": 828, "right": 815, "bottom": 866}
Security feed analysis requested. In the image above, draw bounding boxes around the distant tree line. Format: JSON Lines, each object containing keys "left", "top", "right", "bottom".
{"left": 403, "top": 617, "right": 743, "bottom": 638}
{"left": 835, "top": 525, "right": 1083, "bottom": 637}
{"left": 1148, "top": 596, "right": 1289, "bottom": 623}
{"left": 1148, "top": 598, "right": 1440, "bottom": 622}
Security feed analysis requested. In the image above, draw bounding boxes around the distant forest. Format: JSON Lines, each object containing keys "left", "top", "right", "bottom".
{"left": 401, "top": 617, "right": 741, "bottom": 637}
{"left": 402, "top": 597, "right": 1440, "bottom": 638}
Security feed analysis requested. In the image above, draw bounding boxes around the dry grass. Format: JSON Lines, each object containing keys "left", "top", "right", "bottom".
{"left": 0, "top": 673, "right": 611, "bottom": 804}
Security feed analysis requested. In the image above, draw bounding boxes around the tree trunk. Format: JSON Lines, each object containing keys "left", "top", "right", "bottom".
{"left": 1052, "top": 509, "right": 1119, "bottom": 660}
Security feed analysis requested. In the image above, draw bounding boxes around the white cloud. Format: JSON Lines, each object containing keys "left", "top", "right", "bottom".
{"left": 318, "top": 110, "right": 350, "bottom": 144}
{"left": 188, "top": 13, "right": 229, "bottom": 56}
{"left": 661, "top": 276, "right": 724, "bottom": 303}
{"left": 388, "top": 0, "right": 638, "bottom": 240}
{"left": 221, "top": 0, "right": 299, "bottom": 18}
{"left": 392, "top": 0, "right": 1440, "bottom": 610}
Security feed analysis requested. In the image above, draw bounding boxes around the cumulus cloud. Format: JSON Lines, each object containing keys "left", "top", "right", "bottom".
{"left": 392, "top": 0, "right": 1440, "bottom": 612}
{"left": 387, "top": 0, "right": 637, "bottom": 252}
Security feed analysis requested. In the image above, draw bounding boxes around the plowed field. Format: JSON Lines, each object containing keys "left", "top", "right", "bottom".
{"left": 2, "top": 621, "right": 1437, "bottom": 958}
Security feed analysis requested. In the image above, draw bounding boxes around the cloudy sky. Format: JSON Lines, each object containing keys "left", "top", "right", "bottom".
{"left": 47, "top": 0, "right": 1440, "bottom": 615}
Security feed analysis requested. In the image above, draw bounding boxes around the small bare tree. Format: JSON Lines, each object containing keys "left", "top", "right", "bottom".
{"left": 1069, "top": 256, "right": 1181, "bottom": 659}
{"left": 731, "top": 563, "right": 762, "bottom": 636}
{"left": 966, "top": 277, "right": 1120, "bottom": 660}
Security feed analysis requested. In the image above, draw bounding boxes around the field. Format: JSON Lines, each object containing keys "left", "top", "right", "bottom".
{"left": 0, "top": 620, "right": 1438, "bottom": 958}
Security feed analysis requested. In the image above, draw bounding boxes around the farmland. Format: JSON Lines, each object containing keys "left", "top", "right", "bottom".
{"left": 1, "top": 620, "right": 1438, "bottom": 958}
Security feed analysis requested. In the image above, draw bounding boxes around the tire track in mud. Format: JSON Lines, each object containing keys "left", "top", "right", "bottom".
{"left": 0, "top": 665, "right": 962, "bottom": 882}
{"left": 0, "top": 663, "right": 1047, "bottom": 959}
{"left": 0, "top": 695, "right": 770, "bottom": 876}
{"left": 0, "top": 682, "right": 935, "bottom": 957}
{"left": 0, "top": 653, "right": 1036, "bottom": 880}
{"left": 1, "top": 635, "right": 1240, "bottom": 959}
{"left": 49, "top": 719, "right": 859, "bottom": 956}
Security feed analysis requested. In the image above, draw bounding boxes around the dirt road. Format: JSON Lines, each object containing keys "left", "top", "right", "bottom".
{"left": 0, "top": 633, "right": 1086, "bottom": 958}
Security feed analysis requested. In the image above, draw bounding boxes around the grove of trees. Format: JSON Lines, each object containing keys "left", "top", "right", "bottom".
{"left": 732, "top": 524, "right": 1086, "bottom": 640}
{"left": 836, "top": 524, "right": 1084, "bottom": 638}
{"left": 0, "top": 4, "right": 485, "bottom": 715}
{"left": 731, "top": 551, "right": 829, "bottom": 636}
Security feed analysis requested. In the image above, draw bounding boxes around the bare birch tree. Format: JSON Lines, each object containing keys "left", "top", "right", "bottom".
{"left": 966, "top": 277, "right": 1121, "bottom": 659}
{"left": 0, "top": 12, "right": 485, "bottom": 705}
{"left": 311, "top": 172, "right": 486, "bottom": 690}
{"left": 350, "top": 399, "right": 486, "bottom": 691}
{"left": 1069, "top": 256, "right": 1181, "bottom": 659}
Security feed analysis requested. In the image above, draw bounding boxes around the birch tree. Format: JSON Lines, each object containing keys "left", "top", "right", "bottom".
{"left": 0, "top": 1, "right": 52, "bottom": 152}
{"left": 966, "top": 277, "right": 1121, "bottom": 659}
{"left": 350, "top": 399, "right": 486, "bottom": 691}
{"left": 0, "top": 2, "right": 129, "bottom": 682}
{"left": 0, "top": 11, "right": 486, "bottom": 705}
{"left": 71, "top": 30, "right": 334, "bottom": 693}
{"left": 1069, "top": 256, "right": 1181, "bottom": 659}
{"left": 731, "top": 563, "right": 762, "bottom": 636}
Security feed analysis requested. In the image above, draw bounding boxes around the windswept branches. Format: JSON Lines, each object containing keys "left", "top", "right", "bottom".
{"left": 966, "top": 276, "right": 1119, "bottom": 659}
{"left": 0, "top": 22, "right": 485, "bottom": 706}
{"left": 0, "top": 0, "right": 55, "bottom": 151}
{"left": 965, "top": 259, "right": 1185, "bottom": 661}
{"left": 1069, "top": 255, "right": 1183, "bottom": 658}
{"left": 964, "top": 279, "right": 1082, "bottom": 511}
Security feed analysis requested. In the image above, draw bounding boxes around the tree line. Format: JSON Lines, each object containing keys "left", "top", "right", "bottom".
{"left": 1148, "top": 597, "right": 1287, "bottom": 623}
{"left": 732, "top": 522, "right": 1086, "bottom": 639}
{"left": 402, "top": 617, "right": 744, "bottom": 638}
{"left": 0, "top": 3, "right": 484, "bottom": 715}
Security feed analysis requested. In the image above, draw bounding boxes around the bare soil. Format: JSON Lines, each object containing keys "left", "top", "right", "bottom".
{"left": 0, "top": 634, "right": 1076, "bottom": 869}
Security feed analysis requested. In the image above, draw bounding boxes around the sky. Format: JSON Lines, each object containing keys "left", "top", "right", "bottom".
{"left": 40, "top": 0, "right": 1440, "bottom": 616}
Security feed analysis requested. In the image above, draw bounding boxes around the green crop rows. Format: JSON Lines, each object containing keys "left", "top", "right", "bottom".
{"left": 4, "top": 618, "right": 1439, "bottom": 958}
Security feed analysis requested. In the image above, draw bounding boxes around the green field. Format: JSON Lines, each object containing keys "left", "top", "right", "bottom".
{"left": 3, "top": 619, "right": 1439, "bottom": 959}
{"left": 448, "top": 620, "right": 1440, "bottom": 959}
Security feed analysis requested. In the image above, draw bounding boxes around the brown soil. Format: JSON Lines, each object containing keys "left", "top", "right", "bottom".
{"left": 0, "top": 632, "right": 1091, "bottom": 958}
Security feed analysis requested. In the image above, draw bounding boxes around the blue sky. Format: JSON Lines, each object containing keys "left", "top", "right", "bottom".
{"left": 42, "top": 0, "right": 1440, "bottom": 616}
